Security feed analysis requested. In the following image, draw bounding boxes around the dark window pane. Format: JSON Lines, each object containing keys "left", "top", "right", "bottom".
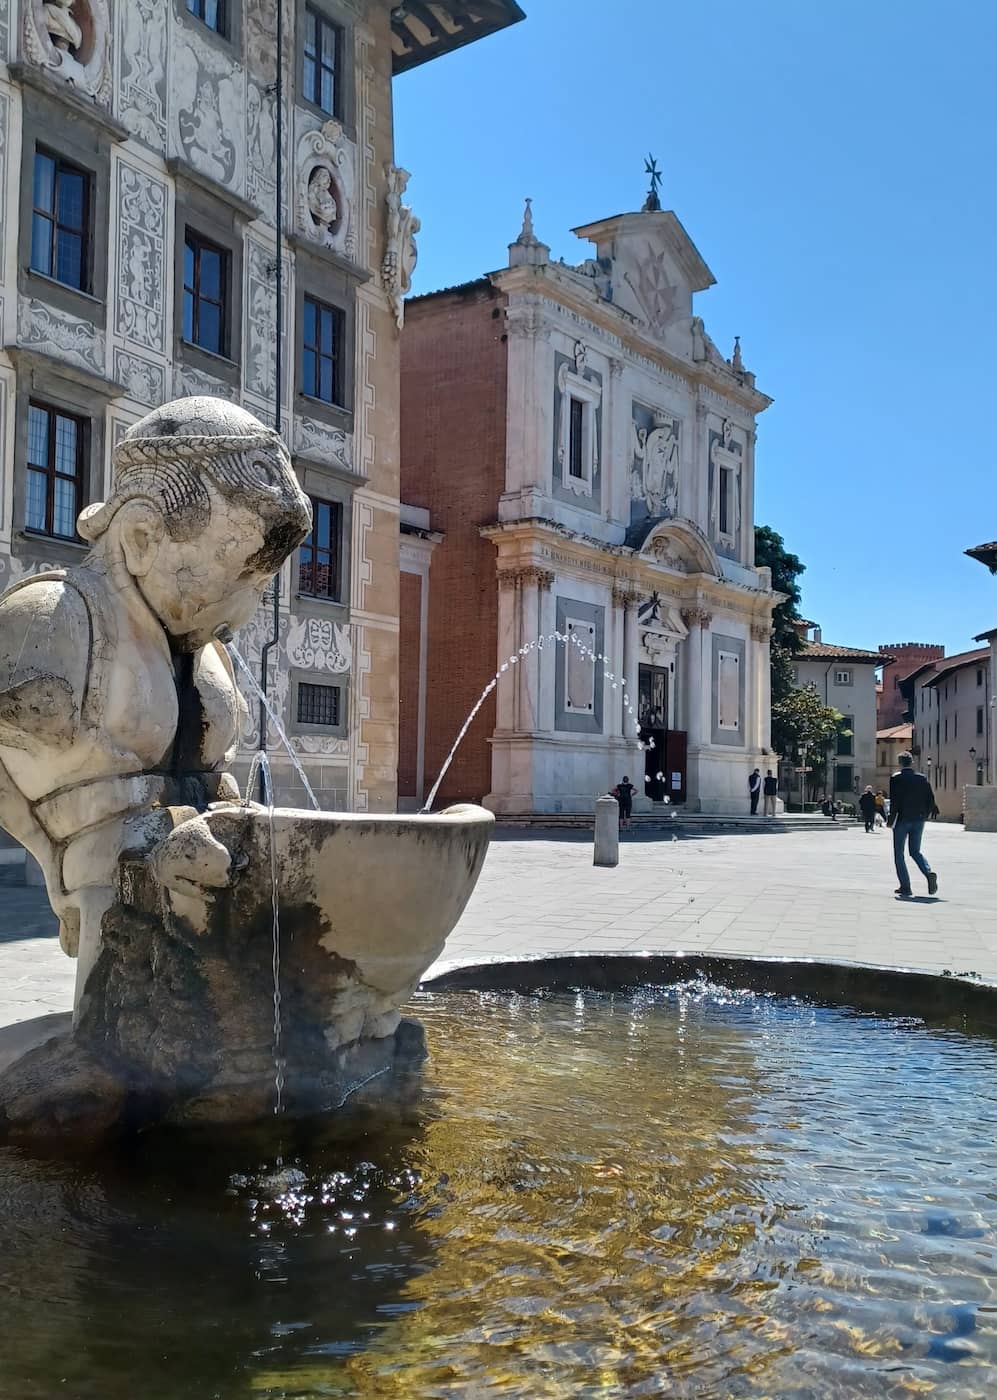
{"left": 297, "top": 682, "right": 340, "bottom": 727}
{"left": 26, "top": 469, "right": 47, "bottom": 532}
{"left": 199, "top": 246, "right": 222, "bottom": 301}
{"left": 305, "top": 9, "right": 317, "bottom": 53}
{"left": 54, "top": 415, "right": 78, "bottom": 474}
{"left": 320, "top": 68, "right": 335, "bottom": 114}
{"left": 184, "top": 239, "right": 195, "bottom": 289}
{"left": 183, "top": 289, "right": 194, "bottom": 343}
{"left": 198, "top": 300, "right": 222, "bottom": 354}
{"left": 33, "top": 153, "right": 55, "bottom": 212}
{"left": 303, "top": 296, "right": 316, "bottom": 345}
{"left": 27, "top": 407, "right": 49, "bottom": 466}
{"left": 303, "top": 347, "right": 316, "bottom": 396}
{"left": 53, "top": 475, "right": 77, "bottom": 538}
{"left": 319, "top": 307, "right": 334, "bottom": 354}
{"left": 319, "top": 356, "right": 333, "bottom": 403}
{"left": 205, "top": 0, "right": 220, "bottom": 29}
{"left": 299, "top": 558, "right": 313, "bottom": 594}
{"left": 57, "top": 170, "right": 86, "bottom": 232}
{"left": 317, "top": 502, "right": 330, "bottom": 549}
{"left": 55, "top": 230, "right": 83, "bottom": 289}
{"left": 30, "top": 213, "right": 53, "bottom": 277}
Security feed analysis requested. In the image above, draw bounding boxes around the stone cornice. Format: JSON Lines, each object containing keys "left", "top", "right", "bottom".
{"left": 481, "top": 517, "right": 777, "bottom": 618}
{"left": 492, "top": 271, "right": 772, "bottom": 416}
{"left": 9, "top": 63, "right": 129, "bottom": 141}
{"left": 166, "top": 157, "right": 261, "bottom": 224}
{"left": 3, "top": 345, "right": 125, "bottom": 400}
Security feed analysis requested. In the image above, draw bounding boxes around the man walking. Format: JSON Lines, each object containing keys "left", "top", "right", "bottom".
{"left": 888, "top": 752, "right": 938, "bottom": 898}
{"left": 748, "top": 768, "right": 762, "bottom": 815}
{"left": 762, "top": 769, "right": 778, "bottom": 817}
{"left": 858, "top": 785, "right": 877, "bottom": 833}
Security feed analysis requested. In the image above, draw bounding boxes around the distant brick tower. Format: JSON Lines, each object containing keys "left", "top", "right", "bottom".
{"left": 878, "top": 643, "right": 945, "bottom": 727}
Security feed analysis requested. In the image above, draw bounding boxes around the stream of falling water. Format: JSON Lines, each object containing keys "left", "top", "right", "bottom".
{"left": 245, "top": 749, "right": 284, "bottom": 1122}
{"left": 230, "top": 645, "right": 321, "bottom": 811}
{"left": 421, "top": 629, "right": 650, "bottom": 814}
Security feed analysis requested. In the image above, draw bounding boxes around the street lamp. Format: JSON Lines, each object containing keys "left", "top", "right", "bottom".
{"left": 970, "top": 746, "right": 983, "bottom": 785}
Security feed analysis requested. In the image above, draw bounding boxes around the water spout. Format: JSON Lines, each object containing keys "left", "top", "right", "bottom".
{"left": 246, "top": 749, "right": 284, "bottom": 1117}
{"left": 230, "top": 644, "right": 321, "bottom": 811}
{"left": 421, "top": 630, "right": 642, "bottom": 813}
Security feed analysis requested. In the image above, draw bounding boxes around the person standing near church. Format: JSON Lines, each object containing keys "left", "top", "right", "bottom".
{"left": 888, "top": 752, "right": 939, "bottom": 898}
{"left": 748, "top": 768, "right": 761, "bottom": 815}
{"left": 859, "top": 786, "right": 877, "bottom": 833}
{"left": 762, "top": 769, "right": 778, "bottom": 817}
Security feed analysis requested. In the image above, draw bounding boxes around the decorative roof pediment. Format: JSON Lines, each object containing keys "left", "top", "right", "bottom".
{"left": 571, "top": 211, "right": 715, "bottom": 338}
{"left": 629, "top": 517, "right": 720, "bottom": 577}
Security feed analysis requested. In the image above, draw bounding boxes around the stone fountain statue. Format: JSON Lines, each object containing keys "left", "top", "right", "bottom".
{"left": 0, "top": 398, "right": 492, "bottom": 1140}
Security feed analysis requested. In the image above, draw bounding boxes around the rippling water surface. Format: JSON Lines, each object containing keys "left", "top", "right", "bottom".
{"left": 1, "top": 985, "right": 996, "bottom": 1398}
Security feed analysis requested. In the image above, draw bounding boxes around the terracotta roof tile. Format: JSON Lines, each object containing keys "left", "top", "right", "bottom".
{"left": 799, "top": 641, "right": 886, "bottom": 663}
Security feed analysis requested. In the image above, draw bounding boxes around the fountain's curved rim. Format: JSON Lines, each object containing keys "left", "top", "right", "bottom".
{"left": 221, "top": 801, "right": 496, "bottom": 830}
{"left": 421, "top": 950, "right": 997, "bottom": 1035}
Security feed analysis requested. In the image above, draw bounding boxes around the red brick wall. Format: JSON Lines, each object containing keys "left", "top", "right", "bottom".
{"left": 400, "top": 283, "right": 508, "bottom": 805}
{"left": 397, "top": 569, "right": 422, "bottom": 798}
{"left": 878, "top": 642, "right": 945, "bottom": 728}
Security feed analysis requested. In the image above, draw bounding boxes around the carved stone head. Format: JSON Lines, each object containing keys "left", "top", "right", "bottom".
{"left": 79, "top": 398, "right": 311, "bottom": 649}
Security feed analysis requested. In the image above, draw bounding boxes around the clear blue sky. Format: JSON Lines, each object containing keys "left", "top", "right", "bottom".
{"left": 394, "top": 0, "right": 997, "bottom": 658}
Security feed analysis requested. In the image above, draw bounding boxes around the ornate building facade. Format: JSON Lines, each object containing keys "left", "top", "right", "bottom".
{"left": 0, "top": 0, "right": 524, "bottom": 824}
{"left": 399, "top": 193, "right": 779, "bottom": 815}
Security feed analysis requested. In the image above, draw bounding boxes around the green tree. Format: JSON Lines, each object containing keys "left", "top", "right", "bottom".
{"left": 755, "top": 525, "right": 806, "bottom": 705}
{"left": 771, "top": 683, "right": 851, "bottom": 802}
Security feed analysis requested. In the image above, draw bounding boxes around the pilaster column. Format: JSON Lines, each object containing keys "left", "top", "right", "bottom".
{"left": 495, "top": 569, "right": 518, "bottom": 731}
{"left": 751, "top": 621, "right": 773, "bottom": 751}
{"left": 680, "top": 607, "right": 713, "bottom": 748}
{"left": 517, "top": 567, "right": 553, "bottom": 732}
{"left": 616, "top": 587, "right": 640, "bottom": 739}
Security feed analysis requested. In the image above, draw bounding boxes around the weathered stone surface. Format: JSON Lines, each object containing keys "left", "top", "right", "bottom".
{"left": 0, "top": 801, "right": 491, "bottom": 1138}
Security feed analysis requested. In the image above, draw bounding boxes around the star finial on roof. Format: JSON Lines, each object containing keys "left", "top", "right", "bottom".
{"left": 642, "top": 154, "right": 662, "bottom": 212}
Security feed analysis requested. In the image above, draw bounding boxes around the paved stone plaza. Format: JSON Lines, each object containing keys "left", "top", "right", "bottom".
{"left": 0, "top": 823, "right": 991, "bottom": 1036}
{"left": 1, "top": 824, "right": 994, "bottom": 1032}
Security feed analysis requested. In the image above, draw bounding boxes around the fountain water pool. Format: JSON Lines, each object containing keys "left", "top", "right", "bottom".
{"left": 2, "top": 976, "right": 996, "bottom": 1398}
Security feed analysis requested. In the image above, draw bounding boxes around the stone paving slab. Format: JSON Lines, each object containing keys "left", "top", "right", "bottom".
{"left": 0, "top": 824, "right": 994, "bottom": 1033}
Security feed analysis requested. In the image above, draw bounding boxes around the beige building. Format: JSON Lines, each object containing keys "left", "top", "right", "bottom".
{"left": 0, "top": 0, "right": 523, "bottom": 818}
{"left": 792, "top": 626, "right": 885, "bottom": 797}
{"left": 873, "top": 722, "right": 913, "bottom": 795}
{"left": 902, "top": 647, "right": 992, "bottom": 820}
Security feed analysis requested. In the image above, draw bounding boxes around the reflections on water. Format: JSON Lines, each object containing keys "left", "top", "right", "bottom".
{"left": 1, "top": 985, "right": 996, "bottom": 1398}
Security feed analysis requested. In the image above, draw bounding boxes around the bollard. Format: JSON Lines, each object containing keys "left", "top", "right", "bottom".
{"left": 594, "top": 795, "right": 620, "bottom": 868}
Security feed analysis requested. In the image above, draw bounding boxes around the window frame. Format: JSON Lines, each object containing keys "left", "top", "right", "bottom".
{"left": 182, "top": 229, "right": 230, "bottom": 360}
{"left": 185, "top": 0, "right": 227, "bottom": 36}
{"left": 834, "top": 669, "right": 853, "bottom": 686}
{"left": 24, "top": 399, "right": 87, "bottom": 542}
{"left": 978, "top": 707, "right": 984, "bottom": 736}
{"left": 289, "top": 667, "right": 350, "bottom": 739}
{"left": 30, "top": 147, "right": 91, "bottom": 294}
{"left": 303, "top": 4, "right": 342, "bottom": 117}
{"left": 301, "top": 293, "right": 346, "bottom": 408}
{"left": 297, "top": 494, "right": 344, "bottom": 603}
{"left": 836, "top": 715, "right": 854, "bottom": 758}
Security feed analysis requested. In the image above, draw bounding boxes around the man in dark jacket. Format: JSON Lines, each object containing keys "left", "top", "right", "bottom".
{"left": 888, "top": 752, "right": 938, "bottom": 897}
{"left": 858, "top": 786, "right": 877, "bottom": 833}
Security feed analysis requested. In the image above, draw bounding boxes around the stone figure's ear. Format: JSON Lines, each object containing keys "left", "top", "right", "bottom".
{"left": 117, "top": 501, "right": 166, "bottom": 578}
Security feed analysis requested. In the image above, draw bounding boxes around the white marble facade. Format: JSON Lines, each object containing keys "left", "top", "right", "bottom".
{"left": 0, "top": 0, "right": 406, "bottom": 814}
{"left": 483, "top": 205, "right": 777, "bottom": 814}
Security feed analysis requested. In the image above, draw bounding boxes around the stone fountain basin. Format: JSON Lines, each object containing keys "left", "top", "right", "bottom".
{"left": 0, "top": 802, "right": 494, "bottom": 1139}
{"left": 205, "top": 799, "right": 495, "bottom": 1018}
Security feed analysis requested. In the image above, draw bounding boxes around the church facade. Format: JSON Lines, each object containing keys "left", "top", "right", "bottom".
{"left": 399, "top": 191, "right": 778, "bottom": 815}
